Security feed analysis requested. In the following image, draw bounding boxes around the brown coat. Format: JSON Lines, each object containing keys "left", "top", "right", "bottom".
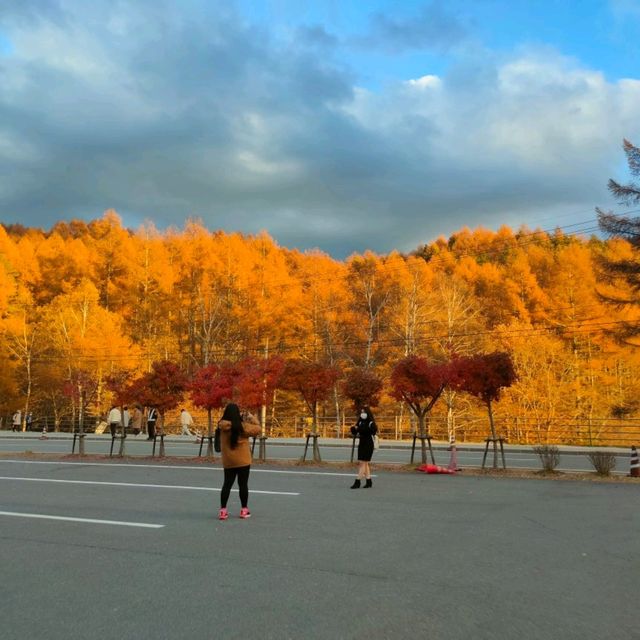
{"left": 219, "top": 416, "right": 261, "bottom": 468}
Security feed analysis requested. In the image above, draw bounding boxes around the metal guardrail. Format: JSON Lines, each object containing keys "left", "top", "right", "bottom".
{"left": 3, "top": 414, "right": 640, "bottom": 447}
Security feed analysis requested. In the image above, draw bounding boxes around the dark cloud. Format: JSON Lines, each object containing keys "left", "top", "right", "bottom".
{"left": 357, "top": 1, "right": 468, "bottom": 54}
{"left": 294, "top": 25, "right": 339, "bottom": 50}
{"left": 0, "top": 2, "right": 637, "bottom": 257}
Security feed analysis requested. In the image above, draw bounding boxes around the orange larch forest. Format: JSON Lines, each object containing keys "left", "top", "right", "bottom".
{"left": 1, "top": 210, "right": 639, "bottom": 446}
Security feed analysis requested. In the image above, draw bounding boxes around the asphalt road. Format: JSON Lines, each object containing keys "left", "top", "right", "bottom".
{"left": 0, "top": 433, "right": 634, "bottom": 474}
{"left": 1, "top": 457, "right": 637, "bottom": 639}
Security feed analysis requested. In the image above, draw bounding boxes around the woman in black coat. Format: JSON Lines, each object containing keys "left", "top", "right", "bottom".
{"left": 350, "top": 407, "right": 378, "bottom": 488}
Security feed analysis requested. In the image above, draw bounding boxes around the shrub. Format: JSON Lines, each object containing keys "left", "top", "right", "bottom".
{"left": 533, "top": 445, "right": 560, "bottom": 472}
{"left": 587, "top": 451, "right": 616, "bottom": 476}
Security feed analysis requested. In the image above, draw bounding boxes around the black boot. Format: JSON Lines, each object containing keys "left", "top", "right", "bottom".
{"left": 350, "top": 479, "right": 361, "bottom": 489}
{"left": 364, "top": 479, "right": 372, "bottom": 488}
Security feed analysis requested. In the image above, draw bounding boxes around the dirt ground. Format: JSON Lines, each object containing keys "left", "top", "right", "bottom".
{"left": 2, "top": 450, "right": 638, "bottom": 483}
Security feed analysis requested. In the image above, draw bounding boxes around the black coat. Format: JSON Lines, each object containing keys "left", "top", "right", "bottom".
{"left": 351, "top": 418, "right": 378, "bottom": 462}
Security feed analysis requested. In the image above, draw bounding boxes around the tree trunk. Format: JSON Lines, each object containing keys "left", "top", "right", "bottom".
{"left": 333, "top": 385, "right": 340, "bottom": 438}
{"left": 312, "top": 400, "right": 318, "bottom": 435}
{"left": 312, "top": 400, "right": 321, "bottom": 462}
{"left": 418, "top": 413, "right": 427, "bottom": 464}
{"left": 158, "top": 413, "right": 166, "bottom": 457}
{"left": 23, "top": 354, "right": 32, "bottom": 432}
{"left": 260, "top": 403, "right": 267, "bottom": 438}
{"left": 206, "top": 408, "right": 214, "bottom": 457}
{"left": 487, "top": 400, "right": 498, "bottom": 469}
{"left": 78, "top": 389, "right": 86, "bottom": 456}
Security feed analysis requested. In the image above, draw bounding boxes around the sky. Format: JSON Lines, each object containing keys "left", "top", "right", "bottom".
{"left": 0, "top": 0, "right": 639, "bottom": 258}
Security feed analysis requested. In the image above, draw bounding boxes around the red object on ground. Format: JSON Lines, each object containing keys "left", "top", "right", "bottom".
{"left": 417, "top": 464, "right": 455, "bottom": 474}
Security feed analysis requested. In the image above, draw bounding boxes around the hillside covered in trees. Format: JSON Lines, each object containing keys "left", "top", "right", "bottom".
{"left": 1, "top": 211, "right": 638, "bottom": 445}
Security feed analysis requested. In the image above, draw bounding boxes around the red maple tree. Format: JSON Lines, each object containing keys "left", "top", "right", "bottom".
{"left": 279, "top": 359, "right": 339, "bottom": 434}
{"left": 105, "top": 368, "right": 134, "bottom": 456}
{"left": 342, "top": 367, "right": 383, "bottom": 412}
{"left": 235, "top": 356, "right": 285, "bottom": 431}
{"left": 390, "top": 356, "right": 452, "bottom": 463}
{"left": 127, "top": 360, "right": 188, "bottom": 451}
{"left": 454, "top": 351, "right": 517, "bottom": 441}
{"left": 188, "top": 361, "right": 239, "bottom": 456}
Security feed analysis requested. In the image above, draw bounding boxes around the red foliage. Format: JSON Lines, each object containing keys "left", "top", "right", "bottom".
{"left": 389, "top": 356, "right": 451, "bottom": 417}
{"left": 62, "top": 370, "right": 100, "bottom": 408}
{"left": 127, "top": 360, "right": 188, "bottom": 416}
{"left": 235, "top": 356, "right": 285, "bottom": 410}
{"left": 453, "top": 352, "right": 517, "bottom": 405}
{"left": 105, "top": 369, "right": 132, "bottom": 406}
{"left": 279, "top": 359, "right": 339, "bottom": 413}
{"left": 188, "top": 361, "right": 239, "bottom": 411}
{"left": 342, "top": 367, "right": 383, "bottom": 411}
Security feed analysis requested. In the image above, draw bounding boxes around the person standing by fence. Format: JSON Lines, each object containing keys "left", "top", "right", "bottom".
{"left": 217, "top": 403, "right": 261, "bottom": 520}
{"left": 350, "top": 407, "right": 378, "bottom": 489}
{"left": 12, "top": 410, "right": 21, "bottom": 432}
{"left": 180, "top": 408, "right": 195, "bottom": 437}
{"left": 146, "top": 406, "right": 158, "bottom": 440}
{"left": 131, "top": 404, "right": 143, "bottom": 436}
{"left": 107, "top": 406, "right": 121, "bottom": 438}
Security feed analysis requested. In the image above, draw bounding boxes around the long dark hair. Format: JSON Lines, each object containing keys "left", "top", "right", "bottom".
{"left": 221, "top": 403, "right": 243, "bottom": 448}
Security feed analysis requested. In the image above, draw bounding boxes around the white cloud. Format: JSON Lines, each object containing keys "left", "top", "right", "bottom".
{"left": 406, "top": 74, "right": 441, "bottom": 89}
{"left": 0, "top": 4, "right": 638, "bottom": 257}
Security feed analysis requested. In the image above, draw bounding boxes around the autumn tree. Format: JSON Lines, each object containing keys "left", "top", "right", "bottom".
{"left": 243, "top": 233, "right": 308, "bottom": 359}
{"left": 389, "top": 356, "right": 452, "bottom": 464}
{"left": 427, "top": 272, "right": 484, "bottom": 441}
{"left": 293, "top": 250, "right": 349, "bottom": 431}
{"left": 235, "top": 356, "right": 285, "bottom": 426}
{"left": 88, "top": 211, "right": 135, "bottom": 312}
{"left": 168, "top": 222, "right": 230, "bottom": 369}
{"left": 342, "top": 367, "right": 383, "bottom": 412}
{"left": 40, "top": 279, "right": 138, "bottom": 428}
{"left": 127, "top": 360, "right": 188, "bottom": 456}
{"left": 346, "top": 252, "right": 400, "bottom": 367}
{"left": 32, "top": 231, "right": 89, "bottom": 305}
{"left": 386, "top": 254, "right": 435, "bottom": 358}
{"left": 63, "top": 370, "right": 101, "bottom": 455}
{"left": 279, "top": 359, "right": 339, "bottom": 461}
{"left": 189, "top": 361, "right": 239, "bottom": 456}
{"left": 455, "top": 352, "right": 517, "bottom": 469}
{"left": 233, "top": 355, "right": 285, "bottom": 459}
{"left": 105, "top": 369, "right": 135, "bottom": 456}
{"left": 3, "top": 286, "right": 39, "bottom": 429}
{"left": 126, "top": 222, "right": 177, "bottom": 367}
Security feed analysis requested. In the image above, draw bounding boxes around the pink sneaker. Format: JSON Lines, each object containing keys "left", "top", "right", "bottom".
{"left": 218, "top": 508, "right": 228, "bottom": 520}
{"left": 239, "top": 508, "right": 251, "bottom": 519}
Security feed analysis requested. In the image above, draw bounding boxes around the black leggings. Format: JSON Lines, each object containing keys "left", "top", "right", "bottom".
{"left": 221, "top": 465, "right": 251, "bottom": 509}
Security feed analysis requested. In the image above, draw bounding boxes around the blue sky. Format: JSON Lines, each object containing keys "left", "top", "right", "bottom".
{"left": 0, "top": 0, "right": 639, "bottom": 257}
{"left": 236, "top": 0, "right": 640, "bottom": 83}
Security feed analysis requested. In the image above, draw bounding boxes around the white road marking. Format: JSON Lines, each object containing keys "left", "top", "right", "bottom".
{"left": 0, "top": 510, "right": 164, "bottom": 528}
{"left": 0, "top": 476, "right": 300, "bottom": 495}
{"left": 0, "top": 459, "right": 359, "bottom": 477}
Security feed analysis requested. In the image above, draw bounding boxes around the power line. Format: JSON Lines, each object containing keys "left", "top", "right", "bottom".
{"left": 17, "top": 318, "right": 633, "bottom": 365}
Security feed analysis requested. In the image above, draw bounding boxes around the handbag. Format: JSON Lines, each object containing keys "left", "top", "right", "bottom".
{"left": 214, "top": 426, "right": 221, "bottom": 453}
{"left": 372, "top": 434, "right": 380, "bottom": 450}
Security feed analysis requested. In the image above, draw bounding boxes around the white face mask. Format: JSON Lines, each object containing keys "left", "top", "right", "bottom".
{"left": 360, "top": 412, "right": 367, "bottom": 419}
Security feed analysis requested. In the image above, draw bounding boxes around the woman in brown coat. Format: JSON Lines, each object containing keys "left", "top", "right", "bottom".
{"left": 218, "top": 403, "right": 261, "bottom": 520}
